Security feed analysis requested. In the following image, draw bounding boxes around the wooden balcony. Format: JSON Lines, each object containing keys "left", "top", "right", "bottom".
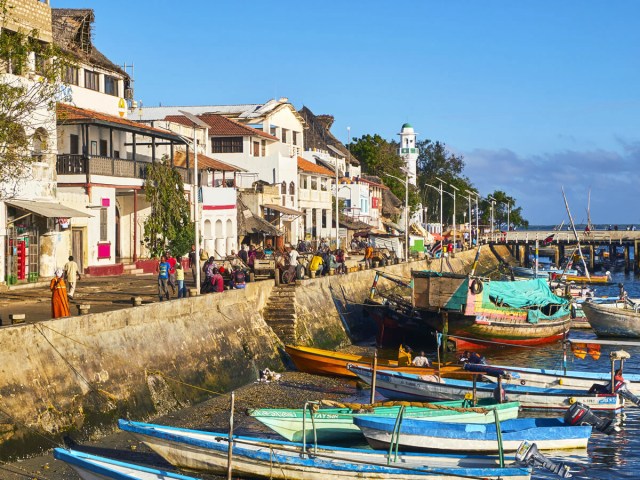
{"left": 56, "top": 154, "right": 190, "bottom": 183}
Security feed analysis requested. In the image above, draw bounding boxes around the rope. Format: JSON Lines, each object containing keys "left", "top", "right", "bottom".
{"left": 146, "top": 370, "right": 226, "bottom": 397}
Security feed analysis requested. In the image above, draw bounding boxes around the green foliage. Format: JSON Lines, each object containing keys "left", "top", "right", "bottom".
{"left": 479, "top": 190, "right": 529, "bottom": 230}
{"left": 0, "top": 5, "right": 73, "bottom": 198}
{"left": 143, "top": 156, "right": 192, "bottom": 258}
{"left": 349, "top": 134, "right": 420, "bottom": 214}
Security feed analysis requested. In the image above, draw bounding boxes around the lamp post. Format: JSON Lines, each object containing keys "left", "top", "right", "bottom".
{"left": 447, "top": 183, "right": 458, "bottom": 253}
{"left": 488, "top": 195, "right": 496, "bottom": 239}
{"left": 425, "top": 183, "right": 443, "bottom": 244}
{"left": 179, "top": 110, "right": 209, "bottom": 295}
{"left": 384, "top": 170, "right": 411, "bottom": 262}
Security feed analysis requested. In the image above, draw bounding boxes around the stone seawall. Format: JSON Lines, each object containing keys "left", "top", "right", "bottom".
{"left": 0, "top": 247, "right": 502, "bottom": 456}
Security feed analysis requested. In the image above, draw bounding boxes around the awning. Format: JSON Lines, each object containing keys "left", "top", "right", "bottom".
{"left": 6, "top": 199, "right": 93, "bottom": 218}
{"left": 262, "top": 204, "right": 304, "bottom": 217}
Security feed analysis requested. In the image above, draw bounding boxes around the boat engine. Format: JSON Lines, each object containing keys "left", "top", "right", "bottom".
{"left": 515, "top": 441, "right": 572, "bottom": 478}
{"left": 564, "top": 402, "right": 618, "bottom": 434}
{"left": 617, "top": 384, "right": 640, "bottom": 407}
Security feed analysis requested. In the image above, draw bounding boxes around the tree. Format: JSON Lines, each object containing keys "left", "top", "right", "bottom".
{"left": 143, "top": 156, "right": 193, "bottom": 258}
{"left": 416, "top": 139, "right": 474, "bottom": 226}
{"left": 479, "top": 190, "right": 529, "bottom": 231}
{"left": 0, "top": 2, "right": 71, "bottom": 199}
{"left": 349, "top": 134, "right": 421, "bottom": 214}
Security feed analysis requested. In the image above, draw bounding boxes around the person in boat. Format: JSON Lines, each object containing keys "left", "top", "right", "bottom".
{"left": 460, "top": 350, "right": 486, "bottom": 365}
{"left": 412, "top": 351, "right": 430, "bottom": 367}
{"left": 588, "top": 368, "right": 626, "bottom": 394}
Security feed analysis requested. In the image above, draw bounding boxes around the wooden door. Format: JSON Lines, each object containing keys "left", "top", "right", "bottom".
{"left": 72, "top": 228, "right": 84, "bottom": 273}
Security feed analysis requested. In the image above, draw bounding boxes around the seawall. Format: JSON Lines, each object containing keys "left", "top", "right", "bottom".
{"left": 0, "top": 246, "right": 504, "bottom": 457}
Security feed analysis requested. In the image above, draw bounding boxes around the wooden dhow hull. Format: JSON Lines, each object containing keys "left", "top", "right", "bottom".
{"left": 118, "top": 420, "right": 532, "bottom": 480}
{"left": 582, "top": 301, "right": 640, "bottom": 338}
{"left": 348, "top": 365, "right": 623, "bottom": 412}
{"left": 248, "top": 399, "right": 520, "bottom": 443}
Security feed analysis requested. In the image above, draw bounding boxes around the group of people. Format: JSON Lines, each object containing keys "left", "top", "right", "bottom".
{"left": 156, "top": 252, "right": 187, "bottom": 301}
{"left": 305, "top": 246, "right": 347, "bottom": 276}
{"left": 50, "top": 255, "right": 81, "bottom": 319}
{"left": 186, "top": 244, "right": 249, "bottom": 295}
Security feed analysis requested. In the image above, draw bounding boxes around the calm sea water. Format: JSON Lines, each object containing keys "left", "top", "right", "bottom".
{"left": 482, "top": 270, "right": 640, "bottom": 480}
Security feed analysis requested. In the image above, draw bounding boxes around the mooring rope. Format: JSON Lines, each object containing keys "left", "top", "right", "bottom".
{"left": 317, "top": 399, "right": 491, "bottom": 414}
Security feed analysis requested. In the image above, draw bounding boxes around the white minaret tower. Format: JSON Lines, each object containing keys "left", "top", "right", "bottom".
{"left": 398, "top": 123, "right": 418, "bottom": 185}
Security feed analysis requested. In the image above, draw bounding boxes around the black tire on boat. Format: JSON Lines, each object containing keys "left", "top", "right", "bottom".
{"left": 470, "top": 279, "right": 483, "bottom": 294}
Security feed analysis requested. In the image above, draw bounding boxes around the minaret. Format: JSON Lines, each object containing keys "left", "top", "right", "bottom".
{"left": 398, "top": 123, "right": 418, "bottom": 185}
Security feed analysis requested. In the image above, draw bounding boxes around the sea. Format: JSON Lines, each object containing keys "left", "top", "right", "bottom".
{"left": 480, "top": 269, "right": 640, "bottom": 480}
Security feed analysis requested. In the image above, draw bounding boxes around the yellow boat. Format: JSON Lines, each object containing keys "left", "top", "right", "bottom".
{"left": 284, "top": 345, "right": 465, "bottom": 379}
{"left": 563, "top": 273, "right": 610, "bottom": 284}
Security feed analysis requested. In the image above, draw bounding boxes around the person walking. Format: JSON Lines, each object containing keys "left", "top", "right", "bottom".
{"left": 156, "top": 255, "right": 170, "bottom": 301}
{"left": 175, "top": 256, "right": 186, "bottom": 298}
{"left": 188, "top": 244, "right": 197, "bottom": 283}
{"left": 166, "top": 252, "right": 177, "bottom": 296}
{"left": 364, "top": 243, "right": 373, "bottom": 269}
{"left": 63, "top": 255, "right": 80, "bottom": 299}
{"left": 50, "top": 269, "right": 70, "bottom": 318}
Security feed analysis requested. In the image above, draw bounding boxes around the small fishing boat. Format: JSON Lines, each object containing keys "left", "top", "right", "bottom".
{"left": 561, "top": 273, "right": 611, "bottom": 284}
{"left": 285, "top": 344, "right": 464, "bottom": 378}
{"left": 511, "top": 266, "right": 578, "bottom": 279}
{"left": 348, "top": 365, "right": 624, "bottom": 412}
{"left": 119, "top": 420, "right": 533, "bottom": 480}
{"left": 249, "top": 399, "right": 520, "bottom": 443}
{"left": 53, "top": 447, "right": 198, "bottom": 480}
{"left": 354, "top": 416, "right": 592, "bottom": 452}
{"left": 582, "top": 300, "right": 640, "bottom": 338}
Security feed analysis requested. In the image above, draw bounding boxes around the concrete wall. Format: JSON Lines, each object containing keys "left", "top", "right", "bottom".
{"left": 0, "top": 246, "right": 502, "bottom": 454}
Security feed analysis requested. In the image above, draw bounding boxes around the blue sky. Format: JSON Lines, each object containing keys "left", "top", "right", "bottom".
{"left": 54, "top": 1, "right": 639, "bottom": 225}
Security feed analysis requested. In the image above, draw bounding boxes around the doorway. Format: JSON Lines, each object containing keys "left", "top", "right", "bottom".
{"left": 72, "top": 228, "right": 84, "bottom": 273}
{"left": 115, "top": 207, "right": 121, "bottom": 260}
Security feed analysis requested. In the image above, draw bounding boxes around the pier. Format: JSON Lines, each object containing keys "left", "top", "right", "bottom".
{"left": 481, "top": 230, "right": 640, "bottom": 274}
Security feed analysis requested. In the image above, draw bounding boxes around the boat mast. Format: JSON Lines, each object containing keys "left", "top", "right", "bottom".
{"left": 561, "top": 187, "right": 591, "bottom": 281}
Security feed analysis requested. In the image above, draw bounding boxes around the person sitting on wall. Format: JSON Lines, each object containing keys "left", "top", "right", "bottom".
{"left": 308, "top": 252, "right": 324, "bottom": 275}
{"left": 211, "top": 268, "right": 225, "bottom": 293}
{"left": 230, "top": 265, "right": 246, "bottom": 289}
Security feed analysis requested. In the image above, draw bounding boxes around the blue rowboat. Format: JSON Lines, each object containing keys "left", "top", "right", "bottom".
{"left": 118, "top": 419, "right": 532, "bottom": 480}
{"left": 354, "top": 416, "right": 591, "bottom": 453}
{"left": 348, "top": 365, "right": 624, "bottom": 412}
{"left": 53, "top": 448, "right": 198, "bottom": 479}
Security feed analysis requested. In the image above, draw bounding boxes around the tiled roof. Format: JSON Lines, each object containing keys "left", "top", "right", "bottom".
{"left": 57, "top": 104, "right": 181, "bottom": 140}
{"left": 165, "top": 114, "right": 279, "bottom": 141}
{"left": 173, "top": 150, "right": 243, "bottom": 172}
{"left": 358, "top": 176, "right": 388, "bottom": 189}
{"left": 297, "top": 157, "right": 335, "bottom": 177}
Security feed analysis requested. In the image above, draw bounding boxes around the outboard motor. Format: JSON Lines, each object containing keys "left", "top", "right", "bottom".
{"left": 564, "top": 402, "right": 618, "bottom": 434}
{"left": 516, "top": 441, "right": 572, "bottom": 478}
{"left": 617, "top": 383, "right": 640, "bottom": 407}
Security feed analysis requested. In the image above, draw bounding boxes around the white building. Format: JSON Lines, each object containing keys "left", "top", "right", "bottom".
{"left": 297, "top": 157, "right": 334, "bottom": 242}
{"left": 398, "top": 123, "right": 419, "bottom": 186}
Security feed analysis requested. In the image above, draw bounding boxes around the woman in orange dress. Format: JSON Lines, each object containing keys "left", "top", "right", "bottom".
{"left": 50, "top": 269, "right": 70, "bottom": 318}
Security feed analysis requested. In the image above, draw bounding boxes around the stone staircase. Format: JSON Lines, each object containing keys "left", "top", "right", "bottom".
{"left": 263, "top": 283, "right": 298, "bottom": 343}
{"left": 123, "top": 263, "right": 150, "bottom": 276}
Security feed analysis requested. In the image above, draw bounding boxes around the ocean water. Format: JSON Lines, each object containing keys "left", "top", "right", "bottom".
{"left": 485, "top": 270, "right": 640, "bottom": 480}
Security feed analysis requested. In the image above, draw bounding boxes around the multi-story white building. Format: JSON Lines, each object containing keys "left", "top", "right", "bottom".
{"left": 297, "top": 157, "right": 334, "bottom": 242}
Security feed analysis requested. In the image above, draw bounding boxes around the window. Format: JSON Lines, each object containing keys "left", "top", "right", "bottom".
{"left": 99, "top": 139, "right": 108, "bottom": 156}
{"left": 63, "top": 65, "right": 79, "bottom": 85}
{"left": 100, "top": 208, "right": 108, "bottom": 241}
{"left": 253, "top": 141, "right": 260, "bottom": 157}
{"left": 70, "top": 134, "right": 79, "bottom": 154}
{"left": 281, "top": 129, "right": 287, "bottom": 144}
{"left": 311, "top": 177, "right": 318, "bottom": 190}
{"left": 289, "top": 181, "right": 295, "bottom": 195}
{"left": 321, "top": 178, "right": 328, "bottom": 191}
{"left": 211, "top": 137, "right": 243, "bottom": 153}
{"left": 281, "top": 181, "right": 287, "bottom": 194}
{"left": 114, "top": 150, "right": 120, "bottom": 159}
{"left": 292, "top": 131, "right": 298, "bottom": 146}
{"left": 84, "top": 70, "right": 99, "bottom": 91}
{"left": 104, "top": 75, "right": 118, "bottom": 96}
{"left": 302, "top": 175, "right": 308, "bottom": 189}
{"left": 270, "top": 126, "right": 277, "bottom": 137}
{"left": 34, "top": 54, "right": 46, "bottom": 75}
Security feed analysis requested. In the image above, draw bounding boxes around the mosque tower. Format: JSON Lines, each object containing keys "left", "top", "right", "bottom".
{"left": 398, "top": 123, "right": 418, "bottom": 185}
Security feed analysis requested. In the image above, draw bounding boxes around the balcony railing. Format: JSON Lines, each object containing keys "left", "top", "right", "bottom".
{"left": 57, "top": 154, "right": 190, "bottom": 183}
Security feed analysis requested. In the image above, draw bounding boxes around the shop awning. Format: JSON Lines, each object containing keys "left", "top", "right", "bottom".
{"left": 262, "top": 204, "right": 304, "bottom": 217}
{"left": 6, "top": 199, "right": 93, "bottom": 218}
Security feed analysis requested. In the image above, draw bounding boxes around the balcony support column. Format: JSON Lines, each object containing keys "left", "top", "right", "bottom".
{"left": 110, "top": 127, "right": 114, "bottom": 175}
{"left": 133, "top": 189, "right": 138, "bottom": 262}
{"left": 132, "top": 133, "right": 137, "bottom": 177}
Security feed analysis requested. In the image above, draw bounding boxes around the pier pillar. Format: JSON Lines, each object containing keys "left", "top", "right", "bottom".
{"left": 554, "top": 246, "right": 560, "bottom": 266}
{"left": 624, "top": 245, "right": 630, "bottom": 273}
{"left": 635, "top": 240, "right": 640, "bottom": 275}
{"left": 589, "top": 245, "right": 595, "bottom": 272}
{"left": 524, "top": 244, "right": 530, "bottom": 267}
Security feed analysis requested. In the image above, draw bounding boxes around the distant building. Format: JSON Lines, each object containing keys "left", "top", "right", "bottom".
{"left": 398, "top": 123, "right": 419, "bottom": 186}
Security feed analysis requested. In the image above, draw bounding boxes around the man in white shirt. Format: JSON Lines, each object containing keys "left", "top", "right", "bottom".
{"left": 63, "top": 255, "right": 81, "bottom": 299}
{"left": 412, "top": 351, "right": 430, "bottom": 367}
{"left": 289, "top": 247, "right": 299, "bottom": 267}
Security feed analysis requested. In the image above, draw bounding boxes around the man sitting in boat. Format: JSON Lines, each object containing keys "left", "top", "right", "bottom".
{"left": 588, "top": 368, "right": 627, "bottom": 394}
{"left": 411, "top": 351, "right": 430, "bottom": 367}
{"left": 459, "top": 350, "right": 486, "bottom": 365}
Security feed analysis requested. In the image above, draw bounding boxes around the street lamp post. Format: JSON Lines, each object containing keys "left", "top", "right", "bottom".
{"left": 488, "top": 195, "right": 496, "bottom": 239}
{"left": 425, "top": 183, "right": 443, "bottom": 244}
{"left": 384, "top": 170, "right": 411, "bottom": 262}
{"left": 448, "top": 184, "right": 458, "bottom": 253}
{"left": 179, "top": 110, "right": 209, "bottom": 295}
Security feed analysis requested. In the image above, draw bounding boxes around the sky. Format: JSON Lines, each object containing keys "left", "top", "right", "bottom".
{"left": 53, "top": 1, "right": 640, "bottom": 225}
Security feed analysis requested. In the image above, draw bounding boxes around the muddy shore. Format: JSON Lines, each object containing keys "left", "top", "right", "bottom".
{"left": 1, "top": 371, "right": 362, "bottom": 479}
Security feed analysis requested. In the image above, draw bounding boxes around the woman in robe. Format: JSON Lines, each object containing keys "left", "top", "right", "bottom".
{"left": 50, "top": 269, "right": 70, "bottom": 318}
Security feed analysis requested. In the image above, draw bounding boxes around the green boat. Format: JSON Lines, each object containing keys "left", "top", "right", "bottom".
{"left": 248, "top": 399, "right": 520, "bottom": 443}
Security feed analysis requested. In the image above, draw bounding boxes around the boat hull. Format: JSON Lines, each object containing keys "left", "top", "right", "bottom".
{"left": 349, "top": 365, "right": 623, "bottom": 412}
{"left": 582, "top": 302, "right": 640, "bottom": 338}
{"left": 249, "top": 400, "right": 520, "bottom": 443}
{"left": 354, "top": 417, "right": 591, "bottom": 452}
{"left": 118, "top": 420, "right": 532, "bottom": 480}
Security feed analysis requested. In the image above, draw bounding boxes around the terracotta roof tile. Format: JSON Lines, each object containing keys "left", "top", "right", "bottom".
{"left": 297, "top": 157, "right": 335, "bottom": 177}
{"left": 173, "top": 150, "right": 243, "bottom": 172}
{"left": 165, "top": 114, "right": 279, "bottom": 141}
{"left": 57, "top": 103, "right": 180, "bottom": 139}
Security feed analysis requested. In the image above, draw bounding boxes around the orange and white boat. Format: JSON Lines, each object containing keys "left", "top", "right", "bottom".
{"left": 284, "top": 345, "right": 465, "bottom": 379}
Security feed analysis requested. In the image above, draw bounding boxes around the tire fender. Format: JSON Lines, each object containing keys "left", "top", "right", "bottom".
{"left": 470, "top": 279, "right": 483, "bottom": 295}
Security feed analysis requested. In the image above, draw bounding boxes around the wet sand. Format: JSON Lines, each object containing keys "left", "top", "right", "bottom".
{"left": 1, "top": 372, "right": 360, "bottom": 479}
